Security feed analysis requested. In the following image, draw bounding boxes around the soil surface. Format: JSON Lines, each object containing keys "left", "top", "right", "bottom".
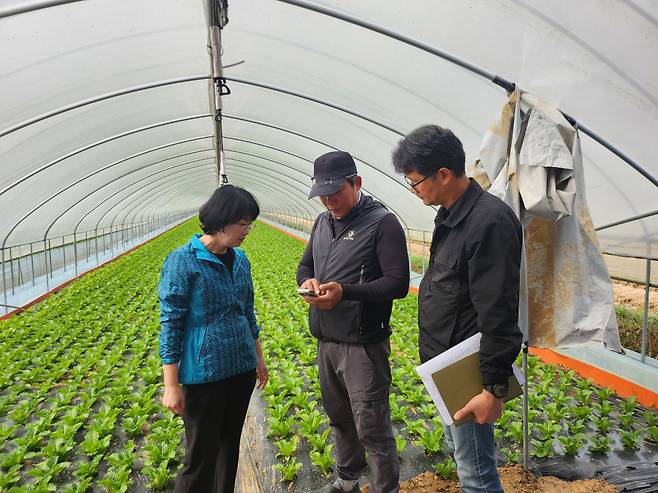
{"left": 362, "top": 466, "right": 617, "bottom": 493}
{"left": 613, "top": 280, "right": 657, "bottom": 311}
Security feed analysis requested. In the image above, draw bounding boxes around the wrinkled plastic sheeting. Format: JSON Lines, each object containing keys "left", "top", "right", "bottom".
{"left": 473, "top": 90, "right": 621, "bottom": 351}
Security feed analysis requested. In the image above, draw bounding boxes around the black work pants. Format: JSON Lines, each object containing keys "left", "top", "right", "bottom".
{"left": 174, "top": 370, "right": 256, "bottom": 493}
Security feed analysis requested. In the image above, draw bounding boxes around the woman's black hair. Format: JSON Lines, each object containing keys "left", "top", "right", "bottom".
{"left": 198, "top": 185, "right": 260, "bottom": 234}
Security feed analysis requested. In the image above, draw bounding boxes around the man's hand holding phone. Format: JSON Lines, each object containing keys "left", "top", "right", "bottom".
{"left": 298, "top": 279, "right": 343, "bottom": 310}
{"left": 299, "top": 278, "right": 322, "bottom": 297}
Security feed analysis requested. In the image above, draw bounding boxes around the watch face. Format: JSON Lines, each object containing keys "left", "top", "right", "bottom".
{"left": 493, "top": 384, "right": 509, "bottom": 398}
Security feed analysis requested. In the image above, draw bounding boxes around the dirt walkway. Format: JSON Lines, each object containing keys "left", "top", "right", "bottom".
{"left": 364, "top": 466, "right": 616, "bottom": 493}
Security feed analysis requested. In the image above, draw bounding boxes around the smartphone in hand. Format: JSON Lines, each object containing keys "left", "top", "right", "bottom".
{"left": 297, "top": 288, "right": 318, "bottom": 297}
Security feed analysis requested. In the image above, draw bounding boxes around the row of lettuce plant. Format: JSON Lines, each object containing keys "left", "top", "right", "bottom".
{"left": 245, "top": 224, "right": 658, "bottom": 484}
{"left": 0, "top": 222, "right": 198, "bottom": 491}
{"left": 0, "top": 219, "right": 656, "bottom": 491}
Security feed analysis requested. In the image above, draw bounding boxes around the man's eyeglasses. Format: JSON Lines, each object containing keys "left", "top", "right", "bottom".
{"left": 404, "top": 174, "right": 431, "bottom": 192}
{"left": 311, "top": 173, "right": 357, "bottom": 185}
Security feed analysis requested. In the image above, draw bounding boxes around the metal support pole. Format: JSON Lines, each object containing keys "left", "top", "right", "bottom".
{"left": 44, "top": 239, "right": 50, "bottom": 293}
{"left": 62, "top": 236, "right": 67, "bottom": 272}
{"left": 110, "top": 226, "right": 115, "bottom": 257}
{"left": 47, "top": 240, "right": 53, "bottom": 279}
{"left": 95, "top": 229, "right": 100, "bottom": 266}
{"left": 74, "top": 232, "right": 79, "bottom": 277}
{"left": 641, "top": 259, "right": 652, "bottom": 363}
{"left": 30, "top": 243, "right": 35, "bottom": 286}
{"left": 522, "top": 341, "right": 529, "bottom": 471}
{"left": 2, "top": 248, "right": 8, "bottom": 315}
{"left": 9, "top": 247, "right": 15, "bottom": 295}
{"left": 17, "top": 253, "right": 23, "bottom": 286}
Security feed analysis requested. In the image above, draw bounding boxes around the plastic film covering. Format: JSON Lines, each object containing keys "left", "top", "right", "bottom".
{"left": 221, "top": 0, "right": 657, "bottom": 257}
{"left": 0, "top": 0, "right": 656, "bottom": 264}
{"left": 0, "top": 0, "right": 212, "bottom": 247}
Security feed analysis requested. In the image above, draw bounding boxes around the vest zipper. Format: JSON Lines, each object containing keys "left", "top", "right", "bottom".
{"left": 358, "top": 264, "right": 365, "bottom": 336}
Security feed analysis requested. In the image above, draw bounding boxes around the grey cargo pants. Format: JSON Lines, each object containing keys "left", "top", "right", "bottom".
{"left": 318, "top": 339, "right": 399, "bottom": 493}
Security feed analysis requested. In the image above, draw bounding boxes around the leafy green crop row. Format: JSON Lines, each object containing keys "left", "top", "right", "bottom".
{"left": 0, "top": 222, "right": 197, "bottom": 492}
{"left": 244, "top": 224, "right": 658, "bottom": 484}
{"left": 0, "top": 220, "right": 656, "bottom": 491}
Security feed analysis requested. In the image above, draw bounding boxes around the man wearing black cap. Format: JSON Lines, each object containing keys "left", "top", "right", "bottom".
{"left": 297, "top": 151, "right": 409, "bottom": 493}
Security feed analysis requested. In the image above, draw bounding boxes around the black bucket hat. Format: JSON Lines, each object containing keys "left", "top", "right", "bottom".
{"left": 308, "top": 151, "right": 358, "bottom": 199}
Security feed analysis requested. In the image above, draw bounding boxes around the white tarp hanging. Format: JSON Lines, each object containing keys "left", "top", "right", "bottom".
{"left": 473, "top": 90, "right": 622, "bottom": 351}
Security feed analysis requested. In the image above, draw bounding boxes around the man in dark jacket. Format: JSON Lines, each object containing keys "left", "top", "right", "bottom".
{"left": 297, "top": 151, "right": 409, "bottom": 493}
{"left": 392, "top": 125, "right": 522, "bottom": 493}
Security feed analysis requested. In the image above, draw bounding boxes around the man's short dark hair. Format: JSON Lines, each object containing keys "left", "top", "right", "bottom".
{"left": 199, "top": 185, "right": 260, "bottom": 234}
{"left": 392, "top": 125, "right": 466, "bottom": 178}
{"left": 346, "top": 176, "right": 356, "bottom": 187}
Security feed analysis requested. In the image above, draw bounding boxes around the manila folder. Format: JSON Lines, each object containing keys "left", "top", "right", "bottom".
{"left": 416, "top": 332, "right": 524, "bottom": 426}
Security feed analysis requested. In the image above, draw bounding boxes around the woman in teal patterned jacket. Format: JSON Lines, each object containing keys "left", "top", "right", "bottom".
{"left": 158, "top": 185, "right": 268, "bottom": 493}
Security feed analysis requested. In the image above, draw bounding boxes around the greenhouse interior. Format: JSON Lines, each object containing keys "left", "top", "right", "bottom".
{"left": 0, "top": 1, "right": 657, "bottom": 492}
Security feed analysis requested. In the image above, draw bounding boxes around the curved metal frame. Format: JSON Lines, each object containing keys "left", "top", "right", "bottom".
{"left": 73, "top": 159, "right": 214, "bottom": 238}
{"left": 96, "top": 170, "right": 210, "bottom": 233}
{"left": 225, "top": 149, "right": 311, "bottom": 177}
{"left": 56, "top": 157, "right": 216, "bottom": 239}
{"left": 1, "top": 3, "right": 653, "bottom": 191}
{"left": 225, "top": 154, "right": 408, "bottom": 227}
{"left": 10, "top": 148, "right": 213, "bottom": 246}
{"left": 118, "top": 186, "right": 206, "bottom": 239}
{"left": 108, "top": 171, "right": 214, "bottom": 232}
{"left": 126, "top": 162, "right": 314, "bottom": 223}
{"left": 225, "top": 76, "right": 403, "bottom": 136}
{"left": 0, "top": 76, "right": 211, "bottom": 138}
{"left": 223, "top": 142, "right": 410, "bottom": 226}
{"left": 128, "top": 181, "right": 214, "bottom": 227}
{"left": 223, "top": 158, "right": 322, "bottom": 217}
{"left": 223, "top": 114, "right": 413, "bottom": 195}
{"left": 221, "top": 169, "right": 318, "bottom": 219}
{"left": 0, "top": 0, "right": 83, "bottom": 18}
{"left": 131, "top": 184, "right": 209, "bottom": 227}
{"left": 276, "top": 0, "right": 658, "bottom": 188}
{"left": 0, "top": 114, "right": 212, "bottom": 199}
{"left": 235, "top": 183, "right": 301, "bottom": 221}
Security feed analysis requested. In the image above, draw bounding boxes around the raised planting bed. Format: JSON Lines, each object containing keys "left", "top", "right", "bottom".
{"left": 245, "top": 223, "right": 658, "bottom": 491}
{"left": 0, "top": 220, "right": 656, "bottom": 492}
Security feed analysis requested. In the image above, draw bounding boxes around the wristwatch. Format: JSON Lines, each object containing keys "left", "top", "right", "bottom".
{"left": 483, "top": 383, "right": 509, "bottom": 399}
